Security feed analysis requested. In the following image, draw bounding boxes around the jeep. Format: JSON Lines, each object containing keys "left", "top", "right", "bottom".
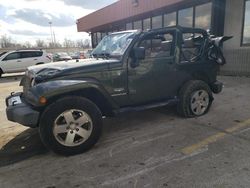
{"left": 5, "top": 26, "right": 231, "bottom": 155}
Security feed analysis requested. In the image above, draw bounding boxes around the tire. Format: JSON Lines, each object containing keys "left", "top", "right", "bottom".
{"left": 177, "top": 80, "right": 213, "bottom": 118}
{"left": 36, "top": 62, "right": 44, "bottom": 65}
{"left": 0, "top": 68, "right": 3, "bottom": 78}
{"left": 39, "top": 96, "right": 102, "bottom": 156}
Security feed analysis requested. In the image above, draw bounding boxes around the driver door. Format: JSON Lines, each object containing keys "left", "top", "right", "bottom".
{"left": 128, "top": 31, "right": 176, "bottom": 105}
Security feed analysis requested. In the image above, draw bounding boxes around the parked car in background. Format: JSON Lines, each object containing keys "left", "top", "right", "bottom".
{"left": 70, "top": 52, "right": 86, "bottom": 60}
{"left": 0, "top": 51, "right": 8, "bottom": 57}
{"left": 85, "top": 49, "right": 92, "bottom": 58}
{"left": 47, "top": 53, "right": 53, "bottom": 60}
{"left": 0, "top": 49, "right": 52, "bottom": 77}
{"left": 53, "top": 52, "right": 72, "bottom": 62}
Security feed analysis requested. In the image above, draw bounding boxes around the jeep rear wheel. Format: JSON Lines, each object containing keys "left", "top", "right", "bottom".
{"left": 177, "top": 80, "right": 213, "bottom": 118}
{"left": 39, "top": 96, "right": 102, "bottom": 155}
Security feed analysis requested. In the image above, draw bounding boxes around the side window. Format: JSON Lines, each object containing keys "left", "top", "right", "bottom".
{"left": 21, "top": 51, "right": 43, "bottom": 58}
{"left": 181, "top": 33, "right": 205, "bottom": 63}
{"left": 21, "top": 52, "right": 34, "bottom": 58}
{"left": 3, "top": 52, "right": 21, "bottom": 61}
{"left": 0, "top": 52, "right": 7, "bottom": 57}
{"left": 36, "top": 51, "right": 43, "bottom": 57}
{"left": 139, "top": 33, "right": 174, "bottom": 59}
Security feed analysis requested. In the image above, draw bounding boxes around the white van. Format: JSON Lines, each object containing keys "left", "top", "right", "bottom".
{"left": 0, "top": 50, "right": 52, "bottom": 77}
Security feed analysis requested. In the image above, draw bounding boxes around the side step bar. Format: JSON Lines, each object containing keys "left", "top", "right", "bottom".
{"left": 114, "top": 97, "right": 179, "bottom": 114}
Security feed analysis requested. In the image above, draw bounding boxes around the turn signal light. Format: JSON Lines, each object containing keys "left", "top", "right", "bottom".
{"left": 39, "top": 96, "right": 47, "bottom": 104}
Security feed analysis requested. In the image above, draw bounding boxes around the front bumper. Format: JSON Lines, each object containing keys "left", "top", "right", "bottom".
{"left": 211, "top": 81, "right": 223, "bottom": 94}
{"left": 6, "top": 93, "right": 40, "bottom": 128}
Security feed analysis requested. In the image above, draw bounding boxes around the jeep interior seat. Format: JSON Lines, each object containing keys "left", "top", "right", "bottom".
{"left": 181, "top": 39, "right": 200, "bottom": 62}
{"left": 151, "top": 39, "right": 162, "bottom": 57}
{"left": 161, "top": 41, "right": 172, "bottom": 56}
{"left": 140, "top": 40, "right": 151, "bottom": 57}
{"left": 151, "top": 39, "right": 162, "bottom": 51}
{"left": 162, "top": 41, "right": 171, "bottom": 50}
{"left": 183, "top": 39, "right": 195, "bottom": 48}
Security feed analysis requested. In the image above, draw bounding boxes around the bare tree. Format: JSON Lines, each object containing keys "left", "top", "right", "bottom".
{"left": 36, "top": 39, "right": 46, "bottom": 48}
{"left": 76, "top": 39, "right": 83, "bottom": 48}
{"left": 83, "top": 39, "right": 90, "bottom": 48}
{"left": 76, "top": 39, "right": 90, "bottom": 48}
{"left": 0, "top": 35, "right": 14, "bottom": 48}
{"left": 24, "top": 41, "right": 32, "bottom": 48}
{"left": 63, "top": 38, "right": 76, "bottom": 48}
{"left": 54, "top": 42, "right": 62, "bottom": 48}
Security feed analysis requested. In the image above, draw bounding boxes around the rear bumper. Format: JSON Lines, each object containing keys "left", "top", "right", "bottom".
{"left": 211, "top": 81, "right": 223, "bottom": 94}
{"left": 6, "top": 93, "right": 40, "bottom": 128}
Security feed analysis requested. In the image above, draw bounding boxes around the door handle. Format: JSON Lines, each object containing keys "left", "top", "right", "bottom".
{"left": 17, "top": 60, "right": 21, "bottom": 62}
{"left": 34, "top": 59, "right": 37, "bottom": 60}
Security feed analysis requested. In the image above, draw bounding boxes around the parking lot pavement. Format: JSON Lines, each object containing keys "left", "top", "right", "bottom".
{"left": 1, "top": 76, "right": 250, "bottom": 188}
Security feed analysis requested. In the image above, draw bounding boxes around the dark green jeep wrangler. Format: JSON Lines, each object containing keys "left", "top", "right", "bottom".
{"left": 6, "top": 26, "right": 230, "bottom": 155}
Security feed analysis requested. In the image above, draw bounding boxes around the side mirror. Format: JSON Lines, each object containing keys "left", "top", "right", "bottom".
{"left": 133, "top": 47, "right": 145, "bottom": 60}
{"left": 130, "top": 47, "right": 145, "bottom": 68}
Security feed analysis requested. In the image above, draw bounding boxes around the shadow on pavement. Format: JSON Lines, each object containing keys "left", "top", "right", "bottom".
{"left": 0, "top": 128, "right": 48, "bottom": 167}
{"left": 0, "top": 107, "right": 177, "bottom": 168}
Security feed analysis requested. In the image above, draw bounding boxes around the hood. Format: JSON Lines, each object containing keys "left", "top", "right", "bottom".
{"left": 26, "top": 58, "right": 121, "bottom": 83}
{"left": 28, "top": 58, "right": 119, "bottom": 74}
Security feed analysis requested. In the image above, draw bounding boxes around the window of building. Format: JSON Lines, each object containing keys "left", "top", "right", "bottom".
{"left": 164, "top": 12, "right": 177, "bottom": 27}
{"left": 92, "top": 33, "right": 97, "bottom": 47}
{"left": 97, "top": 32, "right": 102, "bottom": 43}
{"left": 126, "top": 22, "right": 133, "bottom": 30}
{"left": 195, "top": 3, "right": 212, "bottom": 30}
{"left": 101, "top": 32, "right": 107, "bottom": 39}
{"left": 242, "top": 0, "right": 250, "bottom": 45}
{"left": 117, "top": 24, "right": 126, "bottom": 31}
{"left": 143, "top": 18, "right": 151, "bottom": 30}
{"left": 178, "top": 7, "right": 194, "bottom": 27}
{"left": 152, "top": 15, "right": 163, "bottom": 29}
{"left": 133, "top": 20, "right": 142, "bottom": 30}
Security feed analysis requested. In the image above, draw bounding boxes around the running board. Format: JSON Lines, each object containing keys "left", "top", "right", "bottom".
{"left": 114, "top": 97, "right": 179, "bottom": 114}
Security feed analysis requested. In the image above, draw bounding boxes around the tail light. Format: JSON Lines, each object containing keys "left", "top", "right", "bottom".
{"left": 46, "top": 55, "right": 52, "bottom": 61}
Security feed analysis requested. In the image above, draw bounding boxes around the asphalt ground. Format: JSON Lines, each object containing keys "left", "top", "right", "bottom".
{"left": 0, "top": 74, "right": 250, "bottom": 188}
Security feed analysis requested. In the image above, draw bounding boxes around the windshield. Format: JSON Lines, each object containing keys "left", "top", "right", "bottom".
{"left": 0, "top": 52, "right": 7, "bottom": 57}
{"left": 92, "top": 32, "right": 136, "bottom": 58}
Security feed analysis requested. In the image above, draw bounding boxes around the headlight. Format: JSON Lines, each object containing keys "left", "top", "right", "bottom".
{"left": 31, "top": 78, "right": 36, "bottom": 87}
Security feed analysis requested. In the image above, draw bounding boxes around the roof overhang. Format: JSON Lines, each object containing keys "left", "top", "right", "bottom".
{"left": 77, "top": 0, "right": 203, "bottom": 33}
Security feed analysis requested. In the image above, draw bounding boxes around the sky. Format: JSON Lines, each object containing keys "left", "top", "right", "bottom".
{"left": 0, "top": 0, "right": 118, "bottom": 45}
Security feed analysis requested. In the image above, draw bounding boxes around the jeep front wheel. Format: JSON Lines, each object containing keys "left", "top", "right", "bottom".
{"left": 39, "top": 96, "right": 102, "bottom": 155}
{"left": 177, "top": 80, "right": 213, "bottom": 118}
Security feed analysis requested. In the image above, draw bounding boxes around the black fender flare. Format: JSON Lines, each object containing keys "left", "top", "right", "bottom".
{"left": 26, "top": 79, "right": 119, "bottom": 110}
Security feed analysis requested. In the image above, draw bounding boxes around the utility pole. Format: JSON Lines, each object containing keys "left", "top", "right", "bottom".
{"left": 48, "top": 21, "right": 54, "bottom": 47}
{"left": 53, "top": 31, "right": 56, "bottom": 47}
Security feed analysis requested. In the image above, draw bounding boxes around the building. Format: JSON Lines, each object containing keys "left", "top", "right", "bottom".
{"left": 77, "top": 0, "right": 250, "bottom": 75}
